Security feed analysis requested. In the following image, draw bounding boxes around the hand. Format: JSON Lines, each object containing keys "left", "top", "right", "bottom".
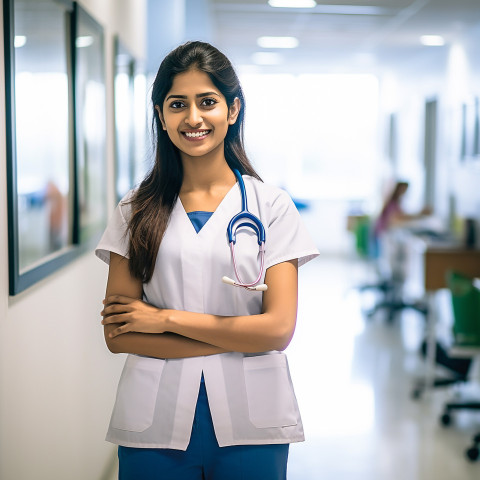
{"left": 101, "top": 295, "right": 169, "bottom": 338}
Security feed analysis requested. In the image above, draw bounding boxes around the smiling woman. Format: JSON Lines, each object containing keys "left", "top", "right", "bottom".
{"left": 95, "top": 41, "right": 319, "bottom": 480}
{"left": 155, "top": 69, "right": 240, "bottom": 162}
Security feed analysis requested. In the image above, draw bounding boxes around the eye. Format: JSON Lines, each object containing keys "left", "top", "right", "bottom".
{"left": 201, "top": 98, "right": 218, "bottom": 107}
{"left": 169, "top": 100, "right": 185, "bottom": 109}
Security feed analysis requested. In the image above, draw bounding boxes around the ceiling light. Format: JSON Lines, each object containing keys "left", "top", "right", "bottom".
{"left": 420, "top": 35, "right": 445, "bottom": 46}
{"left": 14, "top": 36, "right": 27, "bottom": 48}
{"left": 268, "top": 0, "right": 316, "bottom": 8}
{"left": 257, "top": 36, "right": 299, "bottom": 49}
{"left": 251, "top": 52, "right": 284, "bottom": 65}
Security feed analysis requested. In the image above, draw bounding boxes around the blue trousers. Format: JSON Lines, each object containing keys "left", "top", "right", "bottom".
{"left": 118, "top": 381, "right": 289, "bottom": 480}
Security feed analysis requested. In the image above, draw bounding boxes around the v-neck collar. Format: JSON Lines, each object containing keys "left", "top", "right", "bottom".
{"left": 175, "top": 178, "right": 241, "bottom": 237}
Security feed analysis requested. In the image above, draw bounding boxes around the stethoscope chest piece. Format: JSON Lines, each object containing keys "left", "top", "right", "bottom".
{"left": 222, "top": 169, "right": 268, "bottom": 292}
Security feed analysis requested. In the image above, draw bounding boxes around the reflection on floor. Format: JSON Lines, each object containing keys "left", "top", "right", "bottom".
{"left": 287, "top": 255, "right": 480, "bottom": 480}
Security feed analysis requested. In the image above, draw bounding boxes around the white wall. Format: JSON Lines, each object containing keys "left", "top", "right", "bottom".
{"left": 0, "top": 1, "right": 146, "bottom": 479}
{"left": 378, "top": 24, "right": 480, "bottom": 238}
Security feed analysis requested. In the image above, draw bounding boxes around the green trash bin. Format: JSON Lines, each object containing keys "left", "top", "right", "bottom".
{"left": 446, "top": 270, "right": 480, "bottom": 346}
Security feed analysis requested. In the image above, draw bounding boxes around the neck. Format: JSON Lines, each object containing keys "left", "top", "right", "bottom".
{"left": 180, "top": 144, "right": 236, "bottom": 193}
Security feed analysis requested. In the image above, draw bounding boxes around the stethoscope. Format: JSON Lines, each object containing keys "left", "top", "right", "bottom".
{"left": 221, "top": 169, "right": 268, "bottom": 292}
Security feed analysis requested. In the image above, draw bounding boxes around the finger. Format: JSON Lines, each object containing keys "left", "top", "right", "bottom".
{"left": 104, "top": 295, "right": 137, "bottom": 306}
{"left": 101, "top": 303, "right": 132, "bottom": 316}
{"left": 101, "top": 314, "right": 127, "bottom": 326}
{"left": 109, "top": 323, "right": 131, "bottom": 338}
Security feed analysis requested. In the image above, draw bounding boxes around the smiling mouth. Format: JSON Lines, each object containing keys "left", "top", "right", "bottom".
{"left": 182, "top": 130, "right": 211, "bottom": 139}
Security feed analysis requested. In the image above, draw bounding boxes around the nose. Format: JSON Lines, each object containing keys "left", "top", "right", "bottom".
{"left": 185, "top": 105, "right": 203, "bottom": 127}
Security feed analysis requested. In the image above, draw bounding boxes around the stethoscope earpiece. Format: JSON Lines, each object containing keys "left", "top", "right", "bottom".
{"left": 222, "top": 276, "right": 268, "bottom": 292}
{"left": 222, "top": 276, "right": 236, "bottom": 286}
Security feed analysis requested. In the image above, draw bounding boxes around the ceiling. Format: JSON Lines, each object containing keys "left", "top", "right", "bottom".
{"left": 209, "top": 0, "right": 480, "bottom": 73}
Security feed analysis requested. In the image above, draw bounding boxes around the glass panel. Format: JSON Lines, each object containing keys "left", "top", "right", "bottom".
{"left": 75, "top": 8, "right": 107, "bottom": 243}
{"left": 14, "top": 0, "right": 71, "bottom": 273}
{"left": 133, "top": 69, "right": 149, "bottom": 185}
{"left": 115, "top": 41, "right": 135, "bottom": 201}
{"left": 474, "top": 97, "right": 480, "bottom": 157}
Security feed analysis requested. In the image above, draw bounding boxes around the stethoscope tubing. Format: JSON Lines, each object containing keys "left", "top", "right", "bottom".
{"left": 229, "top": 241, "right": 265, "bottom": 287}
{"left": 223, "top": 169, "right": 267, "bottom": 292}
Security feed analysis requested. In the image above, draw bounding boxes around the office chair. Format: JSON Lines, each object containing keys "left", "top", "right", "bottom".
{"left": 466, "top": 433, "right": 480, "bottom": 461}
{"left": 411, "top": 340, "right": 472, "bottom": 400}
{"left": 440, "top": 399, "right": 480, "bottom": 428}
{"left": 364, "top": 279, "right": 428, "bottom": 323}
{"left": 360, "top": 228, "right": 428, "bottom": 323}
{"left": 436, "top": 271, "right": 480, "bottom": 462}
{"left": 439, "top": 380, "right": 480, "bottom": 462}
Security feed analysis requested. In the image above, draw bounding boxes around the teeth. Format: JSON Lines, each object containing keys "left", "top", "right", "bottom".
{"left": 185, "top": 131, "right": 209, "bottom": 138}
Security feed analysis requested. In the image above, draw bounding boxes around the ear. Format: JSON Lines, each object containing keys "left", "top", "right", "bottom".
{"left": 155, "top": 105, "right": 167, "bottom": 130}
{"left": 228, "top": 97, "right": 241, "bottom": 125}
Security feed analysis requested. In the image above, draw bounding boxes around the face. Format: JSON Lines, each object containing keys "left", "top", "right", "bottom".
{"left": 156, "top": 69, "right": 240, "bottom": 161}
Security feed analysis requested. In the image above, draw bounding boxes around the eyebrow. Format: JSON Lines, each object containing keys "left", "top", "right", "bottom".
{"left": 165, "top": 92, "right": 221, "bottom": 101}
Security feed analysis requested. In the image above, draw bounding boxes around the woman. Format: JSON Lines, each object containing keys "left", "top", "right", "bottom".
{"left": 374, "top": 181, "right": 431, "bottom": 237}
{"left": 96, "top": 41, "right": 318, "bottom": 480}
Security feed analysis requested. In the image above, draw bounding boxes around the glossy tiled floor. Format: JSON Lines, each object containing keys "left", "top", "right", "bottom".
{"left": 286, "top": 255, "right": 480, "bottom": 479}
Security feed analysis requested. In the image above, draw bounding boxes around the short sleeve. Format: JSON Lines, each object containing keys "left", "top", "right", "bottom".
{"left": 95, "top": 191, "right": 134, "bottom": 265}
{"left": 264, "top": 190, "right": 319, "bottom": 269}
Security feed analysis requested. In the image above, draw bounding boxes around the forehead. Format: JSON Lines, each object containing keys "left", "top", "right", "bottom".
{"left": 165, "top": 69, "right": 223, "bottom": 99}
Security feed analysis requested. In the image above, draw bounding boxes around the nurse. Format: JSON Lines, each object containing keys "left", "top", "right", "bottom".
{"left": 96, "top": 41, "right": 318, "bottom": 480}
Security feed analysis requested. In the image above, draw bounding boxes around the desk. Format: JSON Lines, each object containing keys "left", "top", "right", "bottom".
{"left": 424, "top": 248, "right": 480, "bottom": 291}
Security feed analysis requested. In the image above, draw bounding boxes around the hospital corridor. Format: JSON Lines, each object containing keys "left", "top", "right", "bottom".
{"left": 2, "top": 1, "right": 480, "bottom": 479}
{"left": 287, "top": 253, "right": 480, "bottom": 480}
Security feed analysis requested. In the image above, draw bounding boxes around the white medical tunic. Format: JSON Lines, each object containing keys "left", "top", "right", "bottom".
{"left": 95, "top": 175, "right": 319, "bottom": 450}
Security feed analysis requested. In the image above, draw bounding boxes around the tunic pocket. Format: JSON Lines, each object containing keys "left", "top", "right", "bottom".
{"left": 243, "top": 353, "right": 298, "bottom": 428}
{"left": 110, "top": 355, "right": 164, "bottom": 432}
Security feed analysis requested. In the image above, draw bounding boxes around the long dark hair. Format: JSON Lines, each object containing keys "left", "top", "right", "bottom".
{"left": 127, "top": 41, "right": 261, "bottom": 283}
{"left": 378, "top": 181, "right": 408, "bottom": 220}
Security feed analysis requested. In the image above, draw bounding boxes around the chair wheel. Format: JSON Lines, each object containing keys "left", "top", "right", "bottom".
{"left": 440, "top": 413, "right": 451, "bottom": 426}
{"left": 411, "top": 388, "right": 422, "bottom": 400}
{"left": 466, "top": 446, "right": 479, "bottom": 461}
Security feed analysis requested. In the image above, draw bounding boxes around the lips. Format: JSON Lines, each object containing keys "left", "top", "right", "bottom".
{"left": 182, "top": 130, "right": 211, "bottom": 140}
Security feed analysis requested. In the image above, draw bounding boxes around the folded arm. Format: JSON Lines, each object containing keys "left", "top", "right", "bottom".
{"left": 102, "top": 253, "right": 228, "bottom": 358}
{"left": 102, "top": 252, "right": 299, "bottom": 353}
{"left": 164, "top": 259, "right": 298, "bottom": 352}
